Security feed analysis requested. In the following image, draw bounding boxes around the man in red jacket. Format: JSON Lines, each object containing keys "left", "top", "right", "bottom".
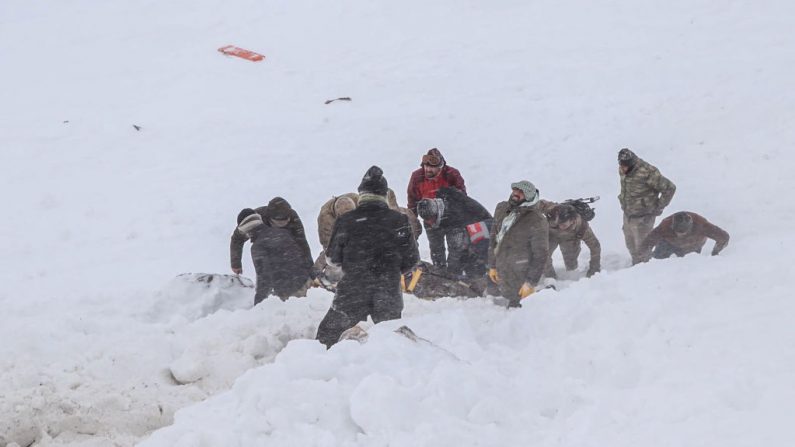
{"left": 407, "top": 148, "right": 467, "bottom": 269}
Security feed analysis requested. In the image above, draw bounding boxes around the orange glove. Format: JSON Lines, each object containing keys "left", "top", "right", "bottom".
{"left": 518, "top": 282, "right": 535, "bottom": 299}
{"left": 488, "top": 268, "right": 500, "bottom": 284}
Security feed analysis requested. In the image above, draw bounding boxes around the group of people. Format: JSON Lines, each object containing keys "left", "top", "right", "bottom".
{"left": 230, "top": 147, "right": 730, "bottom": 348}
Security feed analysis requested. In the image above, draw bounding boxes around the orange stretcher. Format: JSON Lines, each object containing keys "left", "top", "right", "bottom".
{"left": 218, "top": 45, "right": 265, "bottom": 62}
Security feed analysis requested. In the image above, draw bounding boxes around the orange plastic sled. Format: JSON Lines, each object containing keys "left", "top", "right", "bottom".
{"left": 218, "top": 45, "right": 265, "bottom": 62}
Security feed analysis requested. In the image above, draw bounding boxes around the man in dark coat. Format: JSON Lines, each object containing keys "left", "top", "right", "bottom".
{"left": 235, "top": 209, "right": 313, "bottom": 304}
{"left": 406, "top": 148, "right": 467, "bottom": 270}
{"left": 639, "top": 211, "right": 730, "bottom": 261}
{"left": 229, "top": 197, "right": 313, "bottom": 276}
{"left": 416, "top": 186, "right": 492, "bottom": 278}
{"left": 316, "top": 166, "right": 419, "bottom": 348}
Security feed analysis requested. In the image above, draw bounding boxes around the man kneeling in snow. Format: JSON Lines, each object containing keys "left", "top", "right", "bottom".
{"left": 236, "top": 208, "right": 313, "bottom": 304}
{"left": 315, "top": 166, "right": 419, "bottom": 348}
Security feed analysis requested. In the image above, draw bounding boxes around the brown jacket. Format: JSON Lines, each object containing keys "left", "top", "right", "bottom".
{"left": 230, "top": 205, "right": 312, "bottom": 270}
{"left": 640, "top": 212, "right": 730, "bottom": 257}
{"left": 488, "top": 201, "right": 549, "bottom": 293}
{"left": 618, "top": 158, "right": 676, "bottom": 218}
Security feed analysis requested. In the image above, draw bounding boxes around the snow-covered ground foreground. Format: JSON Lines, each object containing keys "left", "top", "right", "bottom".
{"left": 1, "top": 0, "right": 794, "bottom": 445}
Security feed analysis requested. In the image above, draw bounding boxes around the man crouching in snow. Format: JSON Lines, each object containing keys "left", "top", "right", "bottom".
{"left": 316, "top": 166, "right": 419, "bottom": 349}
{"left": 235, "top": 208, "right": 313, "bottom": 304}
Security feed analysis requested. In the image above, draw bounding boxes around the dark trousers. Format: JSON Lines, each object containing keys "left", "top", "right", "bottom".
{"left": 426, "top": 225, "right": 470, "bottom": 275}
{"left": 315, "top": 278, "right": 402, "bottom": 348}
{"left": 253, "top": 258, "right": 308, "bottom": 304}
{"left": 652, "top": 240, "right": 700, "bottom": 259}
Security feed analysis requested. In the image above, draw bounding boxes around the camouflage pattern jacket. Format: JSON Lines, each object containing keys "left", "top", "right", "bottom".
{"left": 618, "top": 158, "right": 676, "bottom": 218}
{"left": 640, "top": 212, "right": 730, "bottom": 257}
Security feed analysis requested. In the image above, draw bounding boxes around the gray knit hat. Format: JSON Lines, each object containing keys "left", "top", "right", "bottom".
{"left": 510, "top": 180, "right": 538, "bottom": 202}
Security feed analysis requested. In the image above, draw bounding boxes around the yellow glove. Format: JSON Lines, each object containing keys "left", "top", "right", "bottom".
{"left": 518, "top": 282, "right": 535, "bottom": 299}
{"left": 488, "top": 268, "right": 500, "bottom": 284}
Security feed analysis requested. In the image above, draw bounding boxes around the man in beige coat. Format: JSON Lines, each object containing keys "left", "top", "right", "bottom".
{"left": 487, "top": 181, "right": 549, "bottom": 307}
{"left": 618, "top": 148, "right": 676, "bottom": 265}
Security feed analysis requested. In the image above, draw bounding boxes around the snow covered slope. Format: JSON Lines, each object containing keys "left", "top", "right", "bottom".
{"left": 1, "top": 0, "right": 794, "bottom": 445}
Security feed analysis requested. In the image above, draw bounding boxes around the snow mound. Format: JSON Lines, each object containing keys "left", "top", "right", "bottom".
{"left": 145, "top": 273, "right": 254, "bottom": 323}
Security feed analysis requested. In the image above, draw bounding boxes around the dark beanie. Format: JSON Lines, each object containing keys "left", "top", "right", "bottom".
{"left": 266, "top": 197, "right": 292, "bottom": 220}
{"left": 237, "top": 208, "right": 257, "bottom": 225}
{"left": 357, "top": 165, "right": 389, "bottom": 196}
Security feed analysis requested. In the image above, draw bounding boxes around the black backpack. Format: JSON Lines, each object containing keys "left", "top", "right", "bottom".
{"left": 564, "top": 196, "right": 599, "bottom": 222}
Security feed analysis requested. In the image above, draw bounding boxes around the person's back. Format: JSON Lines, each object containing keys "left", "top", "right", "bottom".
{"left": 435, "top": 186, "right": 491, "bottom": 229}
{"left": 249, "top": 224, "right": 311, "bottom": 302}
{"left": 330, "top": 200, "right": 416, "bottom": 283}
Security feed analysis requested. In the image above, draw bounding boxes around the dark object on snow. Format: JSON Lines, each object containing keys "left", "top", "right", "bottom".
{"left": 324, "top": 97, "right": 352, "bottom": 104}
{"left": 316, "top": 182, "right": 419, "bottom": 349}
{"left": 563, "top": 196, "right": 599, "bottom": 222}
{"left": 176, "top": 273, "right": 254, "bottom": 289}
{"left": 403, "top": 261, "right": 485, "bottom": 299}
{"left": 133, "top": 124, "right": 142, "bottom": 131}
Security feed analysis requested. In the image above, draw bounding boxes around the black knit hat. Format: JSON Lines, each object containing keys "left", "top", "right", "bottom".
{"left": 358, "top": 165, "right": 389, "bottom": 196}
{"left": 266, "top": 197, "right": 292, "bottom": 220}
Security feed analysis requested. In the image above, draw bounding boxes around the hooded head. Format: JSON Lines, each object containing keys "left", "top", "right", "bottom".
{"left": 672, "top": 212, "right": 694, "bottom": 235}
{"left": 547, "top": 204, "right": 578, "bottom": 231}
{"left": 266, "top": 197, "right": 293, "bottom": 227}
{"left": 509, "top": 180, "right": 539, "bottom": 206}
{"left": 358, "top": 165, "right": 389, "bottom": 197}
{"left": 332, "top": 196, "right": 357, "bottom": 217}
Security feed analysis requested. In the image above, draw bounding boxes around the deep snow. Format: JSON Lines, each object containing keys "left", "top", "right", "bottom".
{"left": 1, "top": 0, "right": 794, "bottom": 445}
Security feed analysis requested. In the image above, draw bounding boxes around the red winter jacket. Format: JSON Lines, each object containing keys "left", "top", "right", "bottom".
{"left": 407, "top": 166, "right": 466, "bottom": 213}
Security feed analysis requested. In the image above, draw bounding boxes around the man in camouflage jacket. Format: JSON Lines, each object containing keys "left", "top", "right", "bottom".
{"left": 487, "top": 181, "right": 549, "bottom": 307}
{"left": 617, "top": 148, "right": 676, "bottom": 265}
